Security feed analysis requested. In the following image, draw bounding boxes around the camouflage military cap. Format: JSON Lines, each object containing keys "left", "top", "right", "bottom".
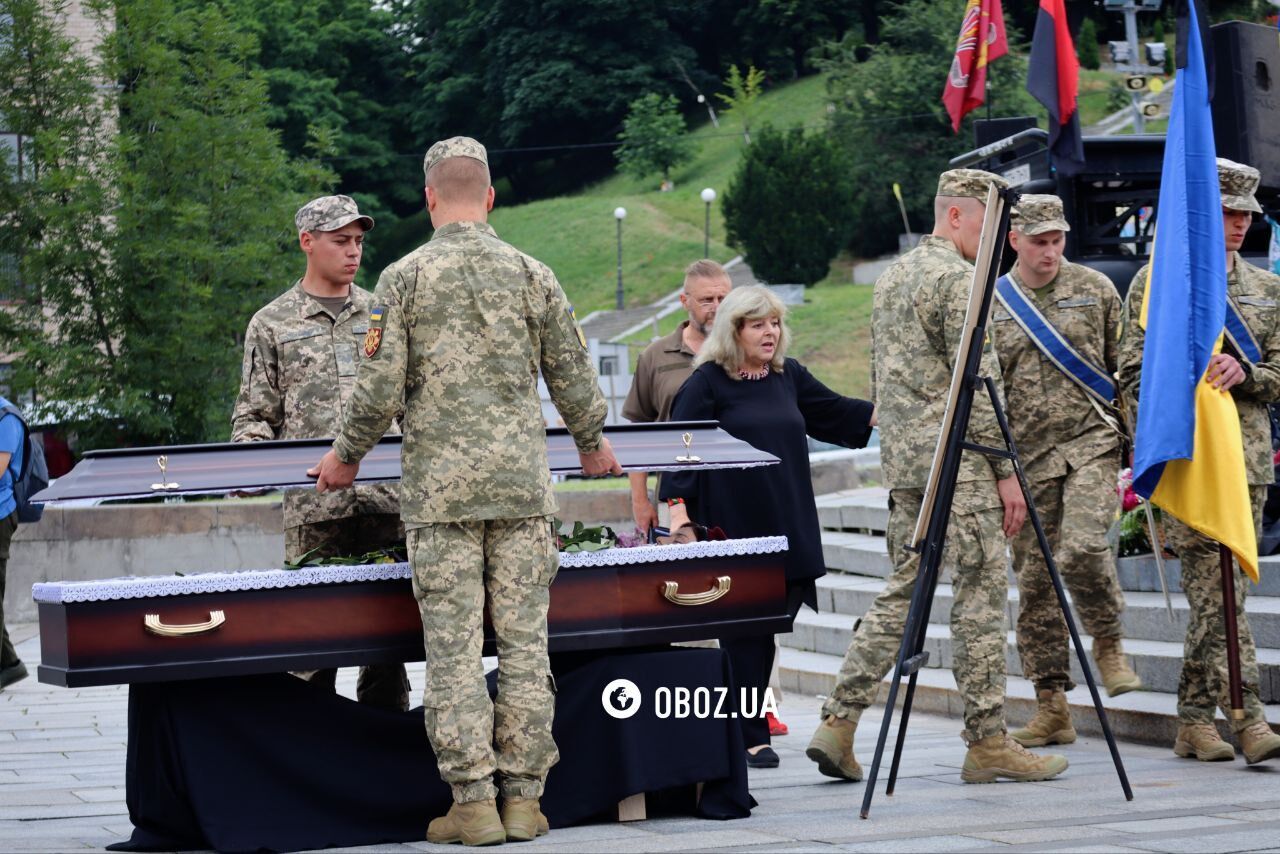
{"left": 423, "top": 136, "right": 489, "bottom": 178}
{"left": 295, "top": 195, "right": 374, "bottom": 233}
{"left": 1218, "top": 158, "right": 1263, "bottom": 214}
{"left": 1011, "top": 194, "right": 1071, "bottom": 235}
{"left": 936, "top": 168, "right": 1009, "bottom": 200}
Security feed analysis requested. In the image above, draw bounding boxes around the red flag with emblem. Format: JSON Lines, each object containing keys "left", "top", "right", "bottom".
{"left": 942, "top": 0, "right": 1009, "bottom": 133}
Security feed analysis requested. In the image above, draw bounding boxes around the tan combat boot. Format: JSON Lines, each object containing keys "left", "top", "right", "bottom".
{"left": 501, "top": 797, "right": 549, "bottom": 842}
{"left": 426, "top": 799, "right": 506, "bottom": 846}
{"left": 805, "top": 715, "right": 864, "bottom": 781}
{"left": 1092, "top": 637, "right": 1142, "bottom": 697}
{"left": 1239, "top": 720, "right": 1280, "bottom": 766}
{"left": 1010, "top": 689, "right": 1077, "bottom": 747}
{"left": 1173, "top": 722, "right": 1234, "bottom": 761}
{"left": 960, "top": 733, "right": 1069, "bottom": 783}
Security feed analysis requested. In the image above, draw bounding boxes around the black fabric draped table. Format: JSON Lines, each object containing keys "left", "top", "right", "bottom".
{"left": 109, "top": 646, "right": 754, "bottom": 853}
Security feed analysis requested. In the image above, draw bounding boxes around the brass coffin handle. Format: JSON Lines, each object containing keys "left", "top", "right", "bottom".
{"left": 144, "top": 609, "right": 226, "bottom": 637}
{"left": 662, "top": 576, "right": 731, "bottom": 606}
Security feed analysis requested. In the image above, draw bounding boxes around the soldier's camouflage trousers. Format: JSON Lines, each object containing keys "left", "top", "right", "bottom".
{"left": 285, "top": 513, "right": 410, "bottom": 712}
{"left": 1164, "top": 486, "right": 1267, "bottom": 730}
{"left": 822, "top": 488, "right": 1008, "bottom": 743}
{"left": 410, "top": 516, "right": 559, "bottom": 804}
{"left": 1012, "top": 452, "right": 1126, "bottom": 691}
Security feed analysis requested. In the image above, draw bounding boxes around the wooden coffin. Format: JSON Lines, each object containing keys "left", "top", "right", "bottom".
{"left": 34, "top": 536, "right": 790, "bottom": 687}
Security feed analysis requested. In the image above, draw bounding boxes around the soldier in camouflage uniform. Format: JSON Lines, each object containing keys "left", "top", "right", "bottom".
{"left": 1118, "top": 159, "right": 1280, "bottom": 766}
{"left": 232, "top": 194, "right": 409, "bottom": 712}
{"left": 807, "top": 170, "right": 1069, "bottom": 784}
{"left": 312, "top": 137, "right": 621, "bottom": 846}
{"left": 992, "top": 195, "right": 1141, "bottom": 749}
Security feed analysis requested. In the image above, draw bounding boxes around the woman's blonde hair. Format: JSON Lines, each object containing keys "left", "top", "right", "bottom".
{"left": 695, "top": 285, "right": 790, "bottom": 378}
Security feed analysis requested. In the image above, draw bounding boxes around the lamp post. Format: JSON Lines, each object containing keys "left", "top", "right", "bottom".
{"left": 700, "top": 188, "right": 716, "bottom": 259}
{"left": 614, "top": 206, "right": 627, "bottom": 310}
{"left": 697, "top": 94, "right": 719, "bottom": 129}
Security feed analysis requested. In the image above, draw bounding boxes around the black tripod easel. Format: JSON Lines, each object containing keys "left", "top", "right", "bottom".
{"left": 859, "top": 186, "right": 1134, "bottom": 819}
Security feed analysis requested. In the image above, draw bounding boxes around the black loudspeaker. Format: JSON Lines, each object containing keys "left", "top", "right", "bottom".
{"left": 973, "top": 116, "right": 1036, "bottom": 148}
{"left": 1212, "top": 21, "right": 1280, "bottom": 192}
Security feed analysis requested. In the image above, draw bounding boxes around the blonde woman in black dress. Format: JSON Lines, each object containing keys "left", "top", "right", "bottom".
{"left": 662, "top": 285, "right": 876, "bottom": 768}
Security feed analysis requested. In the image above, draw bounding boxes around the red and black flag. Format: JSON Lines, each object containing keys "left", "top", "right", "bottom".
{"left": 942, "top": 0, "right": 1008, "bottom": 133}
{"left": 1027, "top": 0, "right": 1085, "bottom": 176}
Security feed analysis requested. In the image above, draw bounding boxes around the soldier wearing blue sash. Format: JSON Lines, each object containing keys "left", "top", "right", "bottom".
{"left": 808, "top": 169, "right": 1069, "bottom": 785}
{"left": 1119, "top": 158, "right": 1280, "bottom": 766}
{"left": 991, "top": 195, "right": 1140, "bottom": 750}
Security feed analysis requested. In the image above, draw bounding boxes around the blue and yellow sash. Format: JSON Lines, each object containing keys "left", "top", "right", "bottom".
{"left": 1224, "top": 297, "right": 1262, "bottom": 365}
{"left": 994, "top": 274, "right": 1117, "bottom": 408}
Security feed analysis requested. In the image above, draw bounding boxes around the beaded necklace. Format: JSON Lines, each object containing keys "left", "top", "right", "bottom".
{"left": 738, "top": 366, "right": 770, "bottom": 381}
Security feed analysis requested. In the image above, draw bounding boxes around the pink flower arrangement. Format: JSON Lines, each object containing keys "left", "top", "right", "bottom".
{"left": 1116, "top": 467, "right": 1141, "bottom": 512}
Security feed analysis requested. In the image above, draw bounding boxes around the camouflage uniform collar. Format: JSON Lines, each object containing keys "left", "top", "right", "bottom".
{"left": 919, "top": 234, "right": 962, "bottom": 255}
{"left": 292, "top": 279, "right": 354, "bottom": 321}
{"left": 1009, "top": 258, "right": 1070, "bottom": 291}
{"left": 431, "top": 220, "right": 497, "bottom": 240}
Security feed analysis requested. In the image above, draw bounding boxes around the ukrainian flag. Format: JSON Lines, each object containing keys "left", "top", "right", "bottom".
{"left": 1133, "top": 0, "right": 1258, "bottom": 582}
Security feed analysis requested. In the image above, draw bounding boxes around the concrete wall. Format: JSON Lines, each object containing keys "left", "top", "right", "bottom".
{"left": 6, "top": 502, "right": 286, "bottom": 624}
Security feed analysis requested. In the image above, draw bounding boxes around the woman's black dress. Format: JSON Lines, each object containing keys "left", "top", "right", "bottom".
{"left": 659, "top": 357, "right": 874, "bottom": 747}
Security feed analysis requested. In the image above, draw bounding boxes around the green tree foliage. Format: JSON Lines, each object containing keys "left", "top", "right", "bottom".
{"left": 721, "top": 126, "right": 856, "bottom": 286}
{"left": 726, "top": 0, "right": 858, "bottom": 79}
{"left": 103, "top": 0, "right": 334, "bottom": 443}
{"left": 718, "top": 64, "right": 767, "bottom": 144}
{"left": 0, "top": 0, "right": 333, "bottom": 447}
{"left": 615, "top": 93, "right": 694, "bottom": 184}
{"left": 188, "top": 0, "right": 419, "bottom": 224}
{"left": 1078, "top": 18, "right": 1101, "bottom": 71}
{"left": 0, "top": 0, "right": 123, "bottom": 432}
{"left": 819, "top": 0, "right": 1034, "bottom": 257}
{"left": 404, "top": 0, "right": 701, "bottom": 200}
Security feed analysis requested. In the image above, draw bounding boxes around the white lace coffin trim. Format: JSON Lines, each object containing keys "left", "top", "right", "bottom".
{"left": 31, "top": 535, "right": 788, "bottom": 604}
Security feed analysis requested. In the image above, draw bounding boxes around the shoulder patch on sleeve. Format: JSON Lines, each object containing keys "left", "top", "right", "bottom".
{"left": 567, "top": 305, "right": 588, "bottom": 350}
{"left": 363, "top": 305, "right": 387, "bottom": 358}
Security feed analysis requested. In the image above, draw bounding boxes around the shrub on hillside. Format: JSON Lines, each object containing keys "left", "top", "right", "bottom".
{"left": 721, "top": 125, "right": 856, "bottom": 287}
{"left": 615, "top": 93, "right": 694, "bottom": 186}
{"left": 1078, "top": 18, "right": 1101, "bottom": 71}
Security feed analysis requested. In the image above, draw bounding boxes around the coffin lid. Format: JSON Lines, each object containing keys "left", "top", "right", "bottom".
{"left": 33, "top": 421, "right": 779, "bottom": 504}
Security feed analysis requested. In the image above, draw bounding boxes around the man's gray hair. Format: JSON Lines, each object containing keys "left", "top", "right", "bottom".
{"left": 683, "top": 259, "right": 729, "bottom": 288}
{"left": 695, "top": 285, "right": 790, "bottom": 378}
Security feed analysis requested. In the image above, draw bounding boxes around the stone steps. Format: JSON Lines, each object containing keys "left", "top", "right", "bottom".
{"left": 777, "top": 647, "right": 1263, "bottom": 748}
{"left": 811, "top": 573, "right": 1280, "bottom": 648}
{"left": 785, "top": 485, "right": 1280, "bottom": 738}
{"left": 781, "top": 609, "right": 1280, "bottom": 702}
{"left": 817, "top": 488, "right": 1280, "bottom": 596}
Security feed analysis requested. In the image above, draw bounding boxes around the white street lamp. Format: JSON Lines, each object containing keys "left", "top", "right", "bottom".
{"left": 700, "top": 188, "right": 717, "bottom": 258}
{"left": 614, "top": 207, "right": 627, "bottom": 310}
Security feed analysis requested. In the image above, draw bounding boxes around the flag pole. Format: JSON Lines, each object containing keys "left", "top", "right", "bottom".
{"left": 1218, "top": 543, "right": 1246, "bottom": 721}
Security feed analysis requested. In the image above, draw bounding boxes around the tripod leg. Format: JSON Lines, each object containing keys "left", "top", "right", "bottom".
{"left": 982, "top": 377, "right": 1134, "bottom": 801}
{"left": 886, "top": 671, "right": 919, "bottom": 796}
{"left": 887, "top": 551, "right": 946, "bottom": 796}
{"left": 861, "top": 534, "right": 946, "bottom": 818}
{"left": 860, "top": 647, "right": 909, "bottom": 819}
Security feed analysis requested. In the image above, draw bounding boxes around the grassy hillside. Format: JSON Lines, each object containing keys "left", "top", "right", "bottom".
{"left": 490, "top": 74, "right": 834, "bottom": 313}
{"left": 435, "top": 62, "right": 1144, "bottom": 396}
